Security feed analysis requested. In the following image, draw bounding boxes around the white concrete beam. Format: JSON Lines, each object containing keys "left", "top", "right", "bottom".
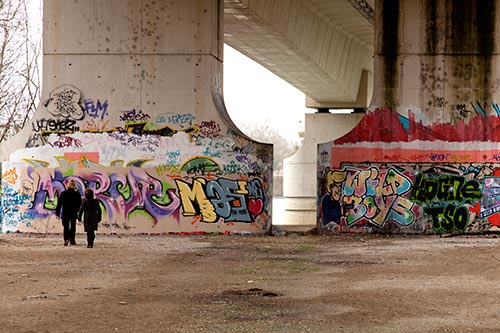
{"left": 224, "top": 0, "right": 374, "bottom": 108}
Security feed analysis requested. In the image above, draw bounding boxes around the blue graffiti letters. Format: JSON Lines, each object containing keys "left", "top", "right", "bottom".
{"left": 175, "top": 177, "right": 265, "bottom": 223}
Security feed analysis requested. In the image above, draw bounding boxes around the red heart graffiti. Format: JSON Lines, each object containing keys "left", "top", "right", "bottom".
{"left": 248, "top": 198, "right": 264, "bottom": 217}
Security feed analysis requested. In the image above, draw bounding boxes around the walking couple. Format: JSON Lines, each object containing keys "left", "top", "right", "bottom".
{"left": 55, "top": 179, "right": 102, "bottom": 248}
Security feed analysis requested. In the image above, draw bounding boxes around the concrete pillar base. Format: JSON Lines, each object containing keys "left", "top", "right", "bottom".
{"left": 282, "top": 197, "right": 317, "bottom": 225}
{"left": 281, "top": 112, "right": 364, "bottom": 226}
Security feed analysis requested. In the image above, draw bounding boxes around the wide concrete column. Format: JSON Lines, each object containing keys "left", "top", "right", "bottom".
{"left": 373, "top": 1, "right": 499, "bottom": 115}
{"left": 318, "top": 0, "right": 500, "bottom": 235}
{"left": 0, "top": 0, "right": 273, "bottom": 234}
{"left": 281, "top": 112, "right": 363, "bottom": 226}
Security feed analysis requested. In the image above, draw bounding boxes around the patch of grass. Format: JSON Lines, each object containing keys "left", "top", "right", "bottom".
{"left": 287, "top": 258, "right": 320, "bottom": 273}
{"left": 296, "top": 244, "right": 315, "bottom": 251}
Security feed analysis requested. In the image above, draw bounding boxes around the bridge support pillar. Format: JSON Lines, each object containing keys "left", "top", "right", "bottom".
{"left": 0, "top": 0, "right": 273, "bottom": 234}
{"left": 318, "top": 0, "right": 500, "bottom": 235}
{"left": 282, "top": 112, "right": 363, "bottom": 226}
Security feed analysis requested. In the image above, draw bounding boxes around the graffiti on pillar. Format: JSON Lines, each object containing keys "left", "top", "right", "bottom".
{"left": 119, "top": 109, "right": 150, "bottom": 122}
{"left": 432, "top": 95, "right": 448, "bottom": 108}
{"left": 26, "top": 86, "right": 85, "bottom": 147}
{"left": 6, "top": 83, "right": 272, "bottom": 234}
{"left": 175, "top": 177, "right": 264, "bottom": 223}
{"left": 409, "top": 173, "right": 482, "bottom": 233}
{"left": 480, "top": 177, "right": 500, "bottom": 219}
{"left": 48, "top": 135, "right": 83, "bottom": 148}
{"left": 318, "top": 100, "right": 500, "bottom": 235}
{"left": 318, "top": 162, "right": 493, "bottom": 234}
{"left": 43, "top": 85, "right": 85, "bottom": 120}
{"left": 155, "top": 112, "right": 196, "bottom": 127}
{"left": 31, "top": 118, "right": 80, "bottom": 134}
{"left": 24, "top": 168, "right": 180, "bottom": 226}
{"left": 84, "top": 99, "right": 109, "bottom": 119}
{"left": 2, "top": 158, "right": 268, "bottom": 232}
{"left": 320, "top": 166, "right": 417, "bottom": 232}
{"left": 334, "top": 108, "right": 500, "bottom": 145}
{"left": 454, "top": 101, "right": 500, "bottom": 119}
{"left": 198, "top": 120, "right": 221, "bottom": 138}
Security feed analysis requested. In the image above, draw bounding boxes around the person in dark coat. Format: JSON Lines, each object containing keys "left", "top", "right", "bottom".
{"left": 55, "top": 179, "right": 82, "bottom": 246}
{"left": 78, "top": 188, "right": 101, "bottom": 248}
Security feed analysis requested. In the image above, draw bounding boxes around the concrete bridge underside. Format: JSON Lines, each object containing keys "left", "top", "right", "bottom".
{"left": 224, "top": 0, "right": 375, "bottom": 109}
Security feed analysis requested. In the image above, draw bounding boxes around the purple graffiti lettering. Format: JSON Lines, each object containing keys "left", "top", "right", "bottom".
{"left": 128, "top": 169, "right": 180, "bottom": 223}
{"left": 119, "top": 109, "right": 151, "bottom": 122}
{"left": 28, "top": 170, "right": 65, "bottom": 217}
{"left": 39, "top": 169, "right": 181, "bottom": 226}
{"left": 84, "top": 99, "right": 109, "bottom": 120}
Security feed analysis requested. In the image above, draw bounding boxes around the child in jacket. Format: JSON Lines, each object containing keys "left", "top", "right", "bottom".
{"left": 78, "top": 188, "right": 102, "bottom": 248}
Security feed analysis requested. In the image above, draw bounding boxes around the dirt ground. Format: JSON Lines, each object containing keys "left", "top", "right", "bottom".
{"left": 2, "top": 232, "right": 500, "bottom": 333}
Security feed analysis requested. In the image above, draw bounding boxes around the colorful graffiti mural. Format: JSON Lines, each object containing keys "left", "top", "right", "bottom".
{"left": 175, "top": 177, "right": 264, "bottom": 223}
{"left": 320, "top": 165, "right": 421, "bottom": 233}
{"left": 318, "top": 163, "right": 487, "bottom": 234}
{"left": 1, "top": 85, "right": 272, "bottom": 234}
{"left": 318, "top": 107, "right": 500, "bottom": 235}
{"left": 411, "top": 173, "right": 482, "bottom": 233}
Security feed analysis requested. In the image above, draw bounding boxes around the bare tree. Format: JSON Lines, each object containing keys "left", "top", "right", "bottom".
{"left": 239, "top": 123, "right": 300, "bottom": 174}
{"left": 0, "top": 0, "right": 41, "bottom": 141}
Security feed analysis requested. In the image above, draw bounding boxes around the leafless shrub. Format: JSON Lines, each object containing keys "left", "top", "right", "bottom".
{"left": 0, "top": 0, "right": 41, "bottom": 141}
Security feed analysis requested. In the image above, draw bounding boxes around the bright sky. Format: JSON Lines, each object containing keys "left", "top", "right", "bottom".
{"left": 223, "top": 45, "right": 314, "bottom": 143}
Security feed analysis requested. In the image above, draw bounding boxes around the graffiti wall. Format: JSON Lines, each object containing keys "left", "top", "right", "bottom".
{"left": 1, "top": 85, "right": 272, "bottom": 234}
{"left": 318, "top": 107, "right": 500, "bottom": 235}
{"left": 317, "top": 0, "right": 500, "bottom": 235}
